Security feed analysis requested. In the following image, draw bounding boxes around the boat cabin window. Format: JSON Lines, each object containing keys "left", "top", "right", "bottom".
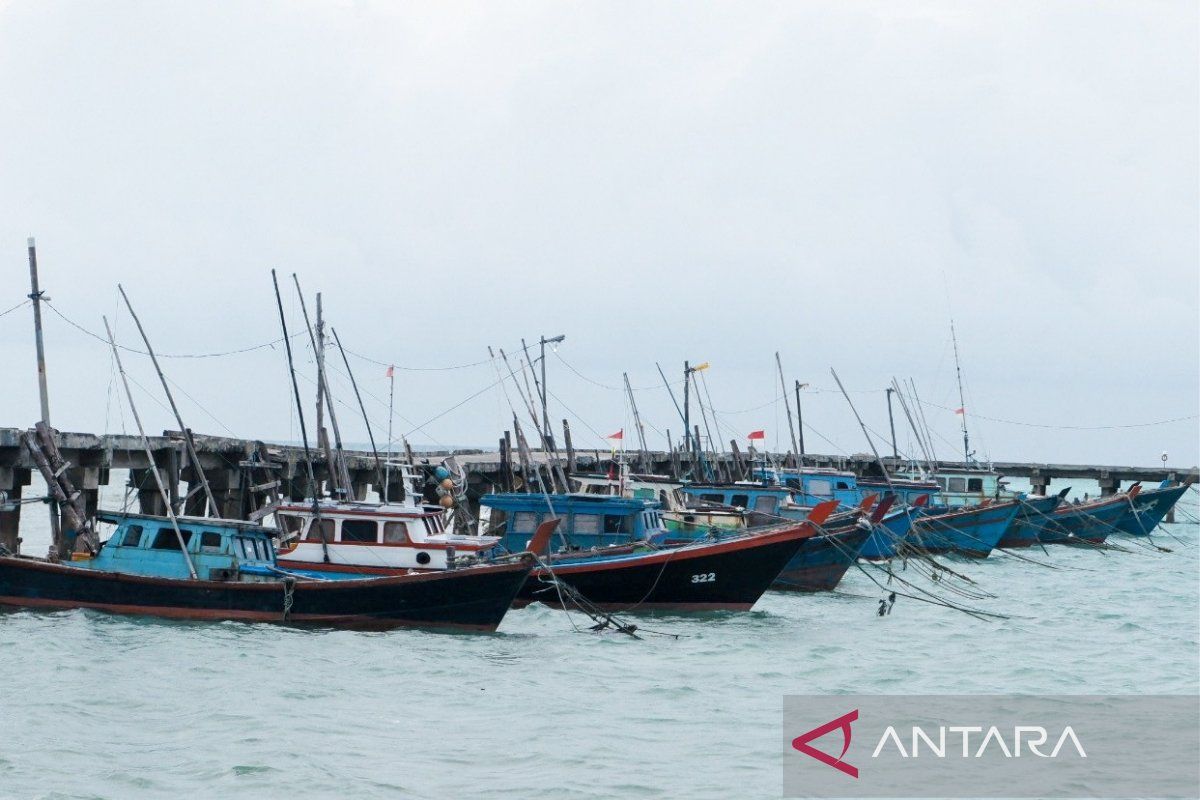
{"left": 754, "top": 495, "right": 777, "bottom": 514}
{"left": 199, "top": 531, "right": 223, "bottom": 553}
{"left": 731, "top": 494, "right": 749, "bottom": 508}
{"left": 967, "top": 478, "right": 984, "bottom": 492}
{"left": 785, "top": 479, "right": 801, "bottom": 490}
{"left": 947, "top": 477, "right": 967, "bottom": 493}
{"left": 512, "top": 512, "right": 537, "bottom": 532}
{"left": 341, "top": 519, "right": 379, "bottom": 543}
{"left": 277, "top": 514, "right": 304, "bottom": 535}
{"left": 603, "top": 515, "right": 629, "bottom": 534}
{"left": 383, "top": 522, "right": 410, "bottom": 544}
{"left": 151, "top": 528, "right": 193, "bottom": 550}
{"left": 573, "top": 514, "right": 600, "bottom": 535}
{"left": 236, "top": 536, "right": 269, "bottom": 561}
{"left": 836, "top": 481, "right": 850, "bottom": 490}
{"left": 808, "top": 479, "right": 833, "bottom": 497}
{"left": 700, "top": 493, "right": 724, "bottom": 504}
{"left": 119, "top": 525, "right": 144, "bottom": 547}
{"left": 936, "top": 477, "right": 948, "bottom": 490}
{"left": 305, "top": 519, "right": 334, "bottom": 542}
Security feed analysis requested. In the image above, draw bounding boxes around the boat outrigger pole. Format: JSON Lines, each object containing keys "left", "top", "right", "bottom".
{"left": 103, "top": 316, "right": 198, "bottom": 579}
{"left": 776, "top": 352, "right": 800, "bottom": 461}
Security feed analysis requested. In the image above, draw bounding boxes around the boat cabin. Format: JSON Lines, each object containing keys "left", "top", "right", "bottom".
{"left": 480, "top": 493, "right": 666, "bottom": 555}
{"left": 894, "top": 468, "right": 1009, "bottom": 508}
{"left": 274, "top": 499, "right": 499, "bottom": 573}
{"left": 88, "top": 511, "right": 278, "bottom": 581}
{"left": 677, "top": 484, "right": 794, "bottom": 526}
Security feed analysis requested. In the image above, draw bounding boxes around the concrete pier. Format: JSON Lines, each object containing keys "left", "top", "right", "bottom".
{"left": 1, "top": 425, "right": 1195, "bottom": 553}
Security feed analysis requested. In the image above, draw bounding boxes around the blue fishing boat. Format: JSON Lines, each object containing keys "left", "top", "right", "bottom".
{"left": 1040, "top": 492, "right": 1132, "bottom": 545}
{"left": 907, "top": 500, "right": 1020, "bottom": 558}
{"left": 996, "top": 493, "right": 1065, "bottom": 548}
{"left": 0, "top": 511, "right": 532, "bottom": 631}
{"left": 857, "top": 498, "right": 925, "bottom": 560}
{"left": 1114, "top": 482, "right": 1190, "bottom": 536}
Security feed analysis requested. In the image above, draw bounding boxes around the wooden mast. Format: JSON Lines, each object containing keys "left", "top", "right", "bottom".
{"left": 117, "top": 284, "right": 217, "bottom": 517}
{"left": 103, "top": 316, "right": 197, "bottom": 579}
{"left": 25, "top": 238, "right": 61, "bottom": 554}
{"left": 271, "top": 270, "right": 329, "bottom": 562}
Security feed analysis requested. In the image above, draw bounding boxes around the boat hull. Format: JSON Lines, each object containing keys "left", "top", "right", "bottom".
{"left": 519, "top": 524, "right": 809, "bottom": 612}
{"left": 909, "top": 501, "right": 1019, "bottom": 558}
{"left": 0, "top": 556, "right": 531, "bottom": 632}
{"left": 1114, "top": 485, "right": 1189, "bottom": 536}
{"left": 858, "top": 508, "right": 917, "bottom": 560}
{"left": 1040, "top": 496, "right": 1128, "bottom": 544}
{"left": 997, "top": 495, "right": 1063, "bottom": 548}
{"left": 772, "top": 526, "right": 871, "bottom": 592}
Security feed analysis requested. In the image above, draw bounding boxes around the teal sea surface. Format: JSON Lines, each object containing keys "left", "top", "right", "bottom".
{"left": 1, "top": 477, "right": 1197, "bottom": 799}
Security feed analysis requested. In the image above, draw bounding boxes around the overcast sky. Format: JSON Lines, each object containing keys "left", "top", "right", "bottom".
{"left": 1, "top": 2, "right": 1196, "bottom": 468}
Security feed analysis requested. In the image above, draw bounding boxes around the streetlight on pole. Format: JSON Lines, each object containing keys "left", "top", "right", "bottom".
{"left": 539, "top": 334, "right": 565, "bottom": 449}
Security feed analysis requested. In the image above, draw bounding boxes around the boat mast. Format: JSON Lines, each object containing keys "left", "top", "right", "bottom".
{"left": 950, "top": 320, "right": 970, "bottom": 465}
{"left": 794, "top": 381, "right": 807, "bottom": 466}
{"left": 385, "top": 364, "right": 395, "bottom": 502}
{"left": 776, "top": 352, "right": 800, "bottom": 461}
{"left": 271, "top": 270, "right": 329, "bottom": 562}
{"left": 623, "top": 372, "right": 648, "bottom": 472}
{"left": 885, "top": 387, "right": 898, "bottom": 460}
{"left": 293, "top": 278, "right": 352, "bottom": 498}
{"left": 118, "top": 285, "right": 217, "bottom": 517}
{"left": 103, "top": 316, "right": 198, "bottom": 579}
{"left": 25, "top": 238, "right": 61, "bottom": 550}
{"left": 330, "top": 327, "right": 385, "bottom": 493}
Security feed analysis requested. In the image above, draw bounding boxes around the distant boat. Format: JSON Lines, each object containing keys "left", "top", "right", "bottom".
{"left": 0, "top": 511, "right": 532, "bottom": 631}
{"left": 907, "top": 500, "right": 1021, "bottom": 558}
{"left": 1113, "top": 482, "right": 1189, "bottom": 536}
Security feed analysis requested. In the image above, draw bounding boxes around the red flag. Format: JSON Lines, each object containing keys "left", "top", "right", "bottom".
{"left": 747, "top": 430, "right": 765, "bottom": 441}
{"left": 386, "top": 365, "right": 395, "bottom": 378}
{"left": 954, "top": 407, "right": 965, "bottom": 415}
{"left": 606, "top": 429, "right": 624, "bottom": 440}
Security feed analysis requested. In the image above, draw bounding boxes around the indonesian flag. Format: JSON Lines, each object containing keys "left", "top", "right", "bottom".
{"left": 386, "top": 365, "right": 395, "bottom": 378}
{"left": 606, "top": 429, "right": 624, "bottom": 440}
{"left": 954, "top": 407, "right": 965, "bottom": 415}
{"left": 747, "top": 430, "right": 766, "bottom": 441}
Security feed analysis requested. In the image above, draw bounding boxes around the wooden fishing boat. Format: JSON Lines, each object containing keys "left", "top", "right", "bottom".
{"left": 0, "top": 512, "right": 532, "bottom": 631}
{"left": 1113, "top": 482, "right": 1189, "bottom": 536}
{"left": 996, "top": 493, "right": 1066, "bottom": 548}
{"left": 907, "top": 499, "right": 1020, "bottom": 558}
{"left": 518, "top": 517, "right": 827, "bottom": 612}
{"left": 1039, "top": 489, "right": 1138, "bottom": 545}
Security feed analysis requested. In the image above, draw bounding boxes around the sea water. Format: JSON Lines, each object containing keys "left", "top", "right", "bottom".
{"left": 0, "top": 475, "right": 1196, "bottom": 799}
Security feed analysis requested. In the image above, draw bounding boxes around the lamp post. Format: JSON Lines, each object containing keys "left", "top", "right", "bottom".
{"left": 539, "top": 334, "right": 565, "bottom": 449}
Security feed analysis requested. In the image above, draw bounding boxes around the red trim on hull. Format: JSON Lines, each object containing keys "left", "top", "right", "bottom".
{"left": 536, "top": 523, "right": 812, "bottom": 577}
{"left": 516, "top": 599, "right": 754, "bottom": 612}
{"left": 0, "top": 595, "right": 500, "bottom": 632}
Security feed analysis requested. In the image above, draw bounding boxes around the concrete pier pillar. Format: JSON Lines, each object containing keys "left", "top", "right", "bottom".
{"left": 1030, "top": 470, "right": 1051, "bottom": 497}
{"left": 0, "top": 467, "right": 32, "bottom": 554}
{"left": 130, "top": 468, "right": 168, "bottom": 516}
{"left": 1097, "top": 474, "right": 1120, "bottom": 497}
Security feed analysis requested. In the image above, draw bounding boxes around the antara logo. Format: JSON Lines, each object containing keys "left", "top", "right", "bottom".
{"left": 792, "top": 710, "right": 1089, "bottom": 779}
{"left": 792, "top": 709, "right": 859, "bottom": 778}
